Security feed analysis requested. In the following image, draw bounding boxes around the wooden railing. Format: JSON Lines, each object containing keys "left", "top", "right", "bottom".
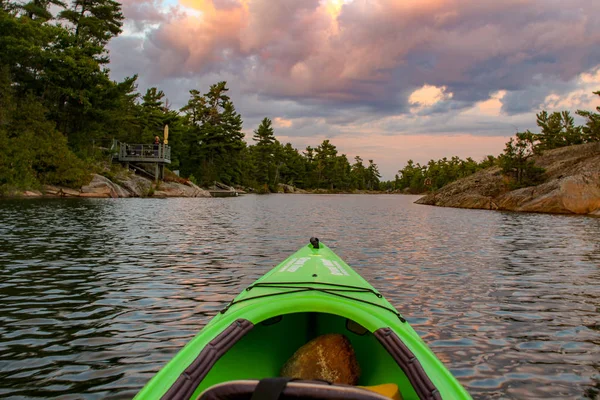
{"left": 118, "top": 143, "right": 171, "bottom": 163}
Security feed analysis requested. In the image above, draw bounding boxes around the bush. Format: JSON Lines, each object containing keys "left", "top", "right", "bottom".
{"left": 499, "top": 132, "right": 545, "bottom": 189}
{"left": 0, "top": 94, "right": 91, "bottom": 192}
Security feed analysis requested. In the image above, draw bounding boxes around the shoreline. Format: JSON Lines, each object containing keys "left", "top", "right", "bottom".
{"left": 414, "top": 142, "right": 600, "bottom": 217}
{"left": 1, "top": 171, "right": 425, "bottom": 199}
{"left": 1, "top": 188, "right": 424, "bottom": 199}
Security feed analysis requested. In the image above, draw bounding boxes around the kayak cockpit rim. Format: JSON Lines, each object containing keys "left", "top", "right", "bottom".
{"left": 158, "top": 311, "right": 442, "bottom": 400}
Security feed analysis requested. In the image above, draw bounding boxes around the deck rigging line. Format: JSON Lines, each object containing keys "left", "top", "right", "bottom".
{"left": 220, "top": 281, "right": 406, "bottom": 322}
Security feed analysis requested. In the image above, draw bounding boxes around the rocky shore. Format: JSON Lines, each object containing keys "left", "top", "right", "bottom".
{"left": 415, "top": 142, "right": 600, "bottom": 216}
{"left": 13, "top": 171, "right": 211, "bottom": 199}
{"left": 8, "top": 176, "right": 391, "bottom": 199}
{"left": 276, "top": 183, "right": 393, "bottom": 195}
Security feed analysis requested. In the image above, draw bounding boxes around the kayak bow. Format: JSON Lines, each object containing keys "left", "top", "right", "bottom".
{"left": 135, "top": 238, "right": 471, "bottom": 400}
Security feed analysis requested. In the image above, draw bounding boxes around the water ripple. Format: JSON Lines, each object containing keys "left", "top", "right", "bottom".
{"left": 0, "top": 195, "right": 599, "bottom": 399}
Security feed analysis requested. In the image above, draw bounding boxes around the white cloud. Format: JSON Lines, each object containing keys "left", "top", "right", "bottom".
{"left": 467, "top": 90, "right": 506, "bottom": 117}
{"left": 409, "top": 85, "right": 453, "bottom": 113}
{"left": 541, "top": 67, "right": 600, "bottom": 111}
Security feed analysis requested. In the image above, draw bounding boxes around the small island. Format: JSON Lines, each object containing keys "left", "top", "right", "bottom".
{"left": 414, "top": 103, "right": 600, "bottom": 216}
{"left": 415, "top": 142, "right": 600, "bottom": 216}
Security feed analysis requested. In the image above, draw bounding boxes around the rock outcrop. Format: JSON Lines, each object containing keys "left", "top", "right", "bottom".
{"left": 280, "top": 334, "right": 361, "bottom": 385}
{"left": 153, "top": 181, "right": 211, "bottom": 198}
{"left": 416, "top": 142, "right": 600, "bottom": 215}
{"left": 117, "top": 173, "right": 153, "bottom": 197}
{"left": 277, "top": 183, "right": 308, "bottom": 194}
{"left": 80, "top": 174, "right": 131, "bottom": 198}
{"left": 33, "top": 171, "right": 211, "bottom": 199}
{"left": 43, "top": 185, "right": 82, "bottom": 197}
{"left": 21, "top": 190, "right": 43, "bottom": 197}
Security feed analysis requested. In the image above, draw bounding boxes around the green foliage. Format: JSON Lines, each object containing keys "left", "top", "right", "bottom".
{"left": 576, "top": 91, "right": 600, "bottom": 142}
{"left": 94, "top": 75, "right": 142, "bottom": 144}
{"left": 138, "top": 87, "right": 169, "bottom": 143}
{"left": 278, "top": 143, "right": 305, "bottom": 187}
{"left": 252, "top": 117, "right": 276, "bottom": 186}
{"left": 387, "top": 96, "right": 600, "bottom": 193}
{"left": 498, "top": 132, "right": 545, "bottom": 188}
{"left": 21, "top": 0, "right": 66, "bottom": 20}
{"left": 313, "top": 139, "right": 337, "bottom": 189}
{"left": 239, "top": 133, "right": 379, "bottom": 192}
{"left": 179, "top": 82, "right": 245, "bottom": 186}
{"left": 496, "top": 104, "right": 600, "bottom": 189}
{"left": 535, "top": 110, "right": 583, "bottom": 151}
{"left": 351, "top": 156, "right": 366, "bottom": 189}
{"left": 0, "top": 87, "right": 88, "bottom": 193}
{"left": 387, "top": 156, "right": 492, "bottom": 193}
{"left": 366, "top": 160, "right": 381, "bottom": 190}
{"left": 1, "top": 2, "right": 599, "bottom": 196}
{"left": 59, "top": 0, "right": 123, "bottom": 46}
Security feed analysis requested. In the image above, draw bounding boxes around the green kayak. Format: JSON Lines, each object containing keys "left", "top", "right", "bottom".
{"left": 135, "top": 239, "right": 471, "bottom": 400}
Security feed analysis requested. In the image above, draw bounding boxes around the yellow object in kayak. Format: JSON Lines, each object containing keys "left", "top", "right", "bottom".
{"left": 359, "top": 383, "right": 403, "bottom": 400}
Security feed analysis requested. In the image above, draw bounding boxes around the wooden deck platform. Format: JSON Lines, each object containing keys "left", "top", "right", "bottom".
{"left": 118, "top": 142, "right": 171, "bottom": 182}
{"left": 118, "top": 143, "right": 171, "bottom": 164}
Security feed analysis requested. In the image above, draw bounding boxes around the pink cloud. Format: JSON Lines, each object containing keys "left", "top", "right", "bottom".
{"left": 118, "top": 0, "right": 600, "bottom": 106}
{"left": 109, "top": 0, "right": 600, "bottom": 170}
{"left": 273, "top": 117, "right": 292, "bottom": 128}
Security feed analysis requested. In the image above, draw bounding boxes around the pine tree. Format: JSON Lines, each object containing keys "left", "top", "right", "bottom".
{"left": 279, "top": 143, "right": 305, "bottom": 187}
{"left": 576, "top": 91, "right": 600, "bottom": 142}
{"left": 499, "top": 131, "right": 544, "bottom": 188}
{"left": 179, "top": 81, "right": 244, "bottom": 185}
{"left": 22, "top": 0, "right": 66, "bottom": 20}
{"left": 140, "top": 87, "right": 168, "bottom": 142}
{"left": 351, "top": 156, "right": 366, "bottom": 190}
{"left": 314, "top": 140, "right": 338, "bottom": 189}
{"left": 535, "top": 110, "right": 582, "bottom": 150}
{"left": 0, "top": 68, "right": 87, "bottom": 192}
{"left": 332, "top": 154, "right": 351, "bottom": 190}
{"left": 252, "top": 117, "right": 275, "bottom": 188}
{"left": 59, "top": 0, "right": 123, "bottom": 47}
{"left": 366, "top": 160, "right": 381, "bottom": 190}
{"left": 97, "top": 75, "right": 141, "bottom": 144}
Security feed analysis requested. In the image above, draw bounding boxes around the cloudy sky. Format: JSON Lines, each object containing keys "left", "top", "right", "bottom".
{"left": 108, "top": 0, "right": 600, "bottom": 179}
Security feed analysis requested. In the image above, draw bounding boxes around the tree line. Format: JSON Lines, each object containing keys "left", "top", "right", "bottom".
{"left": 242, "top": 118, "right": 382, "bottom": 192}
{"left": 498, "top": 104, "right": 600, "bottom": 188}
{"left": 173, "top": 85, "right": 383, "bottom": 192}
{"left": 1, "top": 0, "right": 599, "bottom": 195}
{"left": 383, "top": 92, "right": 600, "bottom": 193}
{"left": 0, "top": 0, "right": 383, "bottom": 193}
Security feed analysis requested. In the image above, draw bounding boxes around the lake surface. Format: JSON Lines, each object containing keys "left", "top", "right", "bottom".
{"left": 0, "top": 194, "right": 599, "bottom": 399}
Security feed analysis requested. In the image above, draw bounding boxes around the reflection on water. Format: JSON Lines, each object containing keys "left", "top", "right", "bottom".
{"left": 0, "top": 195, "right": 599, "bottom": 399}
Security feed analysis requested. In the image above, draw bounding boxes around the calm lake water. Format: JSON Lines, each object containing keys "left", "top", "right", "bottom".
{"left": 0, "top": 194, "right": 599, "bottom": 399}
